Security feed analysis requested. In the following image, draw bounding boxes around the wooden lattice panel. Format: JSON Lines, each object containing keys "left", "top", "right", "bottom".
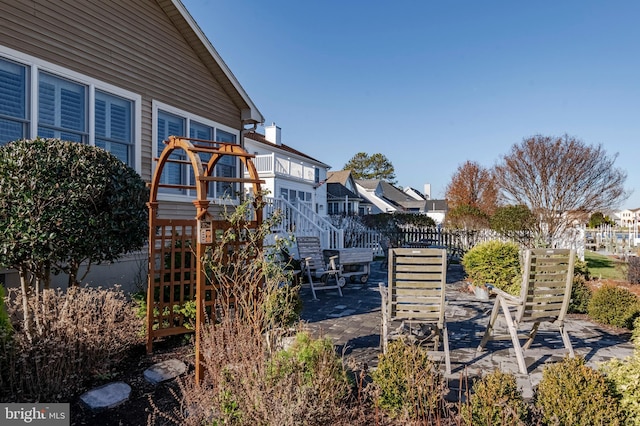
{"left": 147, "top": 219, "right": 197, "bottom": 338}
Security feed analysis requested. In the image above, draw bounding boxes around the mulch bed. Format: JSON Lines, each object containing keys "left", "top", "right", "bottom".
{"left": 71, "top": 336, "right": 194, "bottom": 426}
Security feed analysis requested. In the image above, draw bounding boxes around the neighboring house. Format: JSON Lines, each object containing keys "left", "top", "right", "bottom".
{"left": 325, "top": 170, "right": 366, "bottom": 215}
{"left": 423, "top": 199, "right": 449, "bottom": 225}
{"left": 357, "top": 179, "right": 425, "bottom": 213}
{"left": 617, "top": 208, "right": 640, "bottom": 228}
{"left": 356, "top": 179, "right": 399, "bottom": 214}
{"left": 355, "top": 179, "right": 448, "bottom": 224}
{"left": 243, "top": 124, "right": 330, "bottom": 215}
{"left": 0, "top": 0, "right": 263, "bottom": 288}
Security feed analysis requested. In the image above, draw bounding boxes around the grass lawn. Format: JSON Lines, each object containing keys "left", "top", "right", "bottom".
{"left": 584, "top": 250, "right": 627, "bottom": 280}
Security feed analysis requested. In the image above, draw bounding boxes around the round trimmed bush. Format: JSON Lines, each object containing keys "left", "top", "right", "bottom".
{"left": 462, "top": 240, "right": 521, "bottom": 295}
{"left": 535, "top": 356, "right": 622, "bottom": 425}
{"left": 587, "top": 284, "right": 640, "bottom": 329}
{"left": 0, "top": 137, "right": 148, "bottom": 286}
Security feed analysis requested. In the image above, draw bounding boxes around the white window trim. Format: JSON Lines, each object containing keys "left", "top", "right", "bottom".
{"left": 152, "top": 99, "right": 241, "bottom": 204}
{"left": 0, "top": 44, "right": 142, "bottom": 172}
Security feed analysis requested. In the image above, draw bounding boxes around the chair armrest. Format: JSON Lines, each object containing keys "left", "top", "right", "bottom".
{"left": 487, "top": 284, "right": 522, "bottom": 304}
{"left": 327, "top": 255, "right": 340, "bottom": 270}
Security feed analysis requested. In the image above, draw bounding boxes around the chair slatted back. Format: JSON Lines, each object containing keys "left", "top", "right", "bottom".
{"left": 518, "top": 248, "right": 575, "bottom": 323}
{"left": 297, "top": 236, "right": 326, "bottom": 271}
{"left": 388, "top": 248, "right": 447, "bottom": 326}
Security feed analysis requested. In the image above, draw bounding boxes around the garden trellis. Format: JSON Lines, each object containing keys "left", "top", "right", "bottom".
{"left": 147, "top": 136, "right": 263, "bottom": 382}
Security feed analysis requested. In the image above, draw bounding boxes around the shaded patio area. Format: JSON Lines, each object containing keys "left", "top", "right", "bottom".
{"left": 299, "top": 261, "right": 635, "bottom": 399}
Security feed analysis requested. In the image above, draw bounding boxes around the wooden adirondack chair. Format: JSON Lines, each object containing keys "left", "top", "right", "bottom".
{"left": 477, "top": 248, "right": 576, "bottom": 374}
{"left": 380, "top": 247, "right": 451, "bottom": 374}
{"left": 296, "top": 236, "right": 345, "bottom": 300}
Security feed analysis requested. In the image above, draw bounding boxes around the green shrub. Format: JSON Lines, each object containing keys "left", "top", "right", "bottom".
{"left": 633, "top": 316, "right": 640, "bottom": 347}
{"left": 462, "top": 240, "right": 522, "bottom": 295}
{"left": 569, "top": 276, "right": 592, "bottom": 314}
{"left": 600, "top": 317, "right": 640, "bottom": 426}
{"left": 372, "top": 340, "right": 447, "bottom": 419}
{"left": 574, "top": 257, "right": 591, "bottom": 280}
{"left": 587, "top": 284, "right": 640, "bottom": 329}
{"left": 267, "top": 331, "right": 347, "bottom": 388}
{"left": 602, "top": 353, "right": 640, "bottom": 425}
{"left": 535, "top": 356, "right": 622, "bottom": 425}
{"left": 463, "top": 370, "right": 528, "bottom": 426}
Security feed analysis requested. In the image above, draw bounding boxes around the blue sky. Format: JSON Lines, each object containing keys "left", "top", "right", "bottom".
{"left": 182, "top": 0, "right": 640, "bottom": 209}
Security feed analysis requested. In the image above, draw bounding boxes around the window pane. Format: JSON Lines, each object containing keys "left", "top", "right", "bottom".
{"left": 216, "top": 129, "right": 236, "bottom": 143}
{"left": 0, "top": 59, "right": 27, "bottom": 144}
{"left": 157, "top": 111, "right": 185, "bottom": 191}
{"left": 189, "top": 122, "right": 213, "bottom": 195}
{"left": 0, "top": 118, "right": 24, "bottom": 144}
{"left": 38, "top": 72, "right": 86, "bottom": 142}
{"left": 190, "top": 121, "right": 212, "bottom": 140}
{"left": 95, "top": 91, "right": 133, "bottom": 166}
{"left": 215, "top": 129, "right": 236, "bottom": 196}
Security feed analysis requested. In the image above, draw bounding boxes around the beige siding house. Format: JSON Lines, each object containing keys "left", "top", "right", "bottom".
{"left": 0, "top": 0, "right": 263, "bottom": 288}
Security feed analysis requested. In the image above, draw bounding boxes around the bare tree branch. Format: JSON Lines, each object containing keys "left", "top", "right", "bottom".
{"left": 494, "top": 135, "right": 629, "bottom": 245}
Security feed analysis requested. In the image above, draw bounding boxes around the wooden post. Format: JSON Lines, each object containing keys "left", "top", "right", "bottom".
{"left": 146, "top": 201, "right": 159, "bottom": 354}
{"left": 193, "top": 199, "right": 210, "bottom": 384}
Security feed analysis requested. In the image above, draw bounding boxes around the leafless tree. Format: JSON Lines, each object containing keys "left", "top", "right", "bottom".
{"left": 494, "top": 135, "right": 629, "bottom": 245}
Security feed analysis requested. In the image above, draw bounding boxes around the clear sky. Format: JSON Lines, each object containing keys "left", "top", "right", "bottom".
{"left": 182, "top": 0, "right": 640, "bottom": 210}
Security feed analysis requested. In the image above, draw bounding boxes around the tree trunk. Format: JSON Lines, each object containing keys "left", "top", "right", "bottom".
{"left": 18, "top": 268, "right": 33, "bottom": 342}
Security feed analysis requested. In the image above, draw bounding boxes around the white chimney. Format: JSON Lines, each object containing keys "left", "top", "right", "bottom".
{"left": 423, "top": 183, "right": 431, "bottom": 200}
{"left": 265, "top": 123, "right": 281, "bottom": 145}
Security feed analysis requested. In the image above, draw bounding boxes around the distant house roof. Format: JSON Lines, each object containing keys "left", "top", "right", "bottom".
{"left": 244, "top": 131, "right": 329, "bottom": 167}
{"left": 355, "top": 179, "right": 426, "bottom": 211}
{"left": 404, "top": 187, "right": 426, "bottom": 201}
{"left": 327, "top": 183, "right": 361, "bottom": 201}
{"left": 326, "top": 170, "right": 352, "bottom": 185}
{"left": 355, "top": 181, "right": 398, "bottom": 213}
{"left": 424, "top": 199, "right": 448, "bottom": 212}
{"left": 356, "top": 179, "right": 380, "bottom": 191}
{"left": 377, "top": 181, "right": 424, "bottom": 210}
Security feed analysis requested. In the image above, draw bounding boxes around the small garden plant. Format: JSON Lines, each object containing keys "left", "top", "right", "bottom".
{"left": 463, "top": 369, "right": 528, "bottom": 426}
{"left": 371, "top": 340, "right": 449, "bottom": 421}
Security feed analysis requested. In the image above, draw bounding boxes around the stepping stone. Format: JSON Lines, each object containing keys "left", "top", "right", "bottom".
{"left": 80, "top": 381, "right": 131, "bottom": 411}
{"left": 144, "top": 359, "right": 187, "bottom": 385}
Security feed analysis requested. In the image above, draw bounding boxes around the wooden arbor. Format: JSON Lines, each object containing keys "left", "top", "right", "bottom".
{"left": 146, "top": 136, "right": 263, "bottom": 382}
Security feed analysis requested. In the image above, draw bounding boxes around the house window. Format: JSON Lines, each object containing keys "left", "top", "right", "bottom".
{"left": 0, "top": 50, "right": 140, "bottom": 170}
{"left": 215, "top": 129, "right": 237, "bottom": 197}
{"left": 95, "top": 91, "right": 134, "bottom": 164}
{"left": 0, "top": 57, "right": 27, "bottom": 144}
{"left": 154, "top": 101, "right": 240, "bottom": 200}
{"left": 38, "top": 72, "right": 87, "bottom": 143}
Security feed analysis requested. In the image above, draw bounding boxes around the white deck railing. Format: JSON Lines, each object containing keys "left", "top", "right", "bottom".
{"left": 264, "top": 196, "right": 343, "bottom": 250}
{"left": 250, "top": 154, "right": 317, "bottom": 182}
